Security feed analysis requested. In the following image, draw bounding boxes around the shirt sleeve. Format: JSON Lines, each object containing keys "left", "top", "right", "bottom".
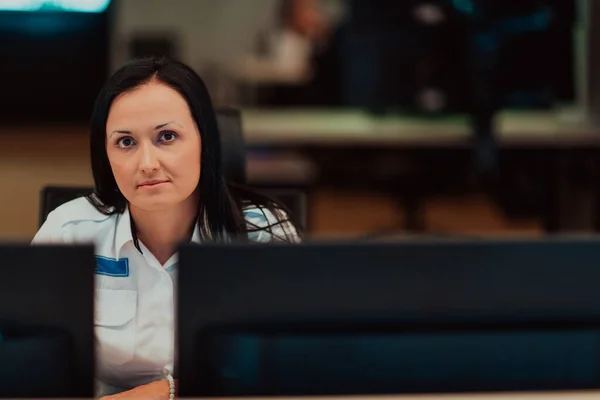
{"left": 244, "top": 206, "right": 301, "bottom": 243}
{"left": 31, "top": 209, "right": 69, "bottom": 244}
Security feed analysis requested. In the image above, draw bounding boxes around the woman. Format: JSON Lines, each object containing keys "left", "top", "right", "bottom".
{"left": 32, "top": 57, "right": 299, "bottom": 399}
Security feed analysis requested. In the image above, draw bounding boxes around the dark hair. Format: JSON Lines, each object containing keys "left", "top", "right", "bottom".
{"left": 279, "top": 0, "right": 294, "bottom": 27}
{"left": 87, "top": 57, "right": 298, "bottom": 246}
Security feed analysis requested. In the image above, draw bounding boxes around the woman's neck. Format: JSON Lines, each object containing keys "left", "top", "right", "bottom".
{"left": 129, "top": 195, "right": 198, "bottom": 266}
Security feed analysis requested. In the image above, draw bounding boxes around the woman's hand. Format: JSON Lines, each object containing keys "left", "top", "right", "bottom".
{"left": 101, "top": 379, "right": 173, "bottom": 400}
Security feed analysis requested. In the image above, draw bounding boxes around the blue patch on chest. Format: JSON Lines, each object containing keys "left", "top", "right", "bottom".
{"left": 95, "top": 256, "right": 129, "bottom": 277}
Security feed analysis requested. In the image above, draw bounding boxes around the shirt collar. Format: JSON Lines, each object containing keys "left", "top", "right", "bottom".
{"left": 115, "top": 205, "right": 135, "bottom": 257}
{"left": 191, "top": 223, "right": 201, "bottom": 244}
{"left": 164, "top": 221, "right": 201, "bottom": 270}
{"left": 116, "top": 205, "right": 201, "bottom": 256}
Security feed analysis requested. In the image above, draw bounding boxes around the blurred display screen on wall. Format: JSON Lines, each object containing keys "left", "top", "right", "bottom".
{"left": 0, "top": 0, "right": 111, "bottom": 13}
{"left": 259, "top": 0, "right": 576, "bottom": 115}
{"left": 339, "top": 0, "right": 576, "bottom": 114}
{"left": 0, "top": 0, "right": 111, "bottom": 124}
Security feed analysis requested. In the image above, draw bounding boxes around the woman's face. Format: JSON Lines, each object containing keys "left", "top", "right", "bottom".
{"left": 105, "top": 81, "right": 201, "bottom": 211}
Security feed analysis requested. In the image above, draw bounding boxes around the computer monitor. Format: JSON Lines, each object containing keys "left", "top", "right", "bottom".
{"left": 178, "top": 240, "right": 600, "bottom": 397}
{"left": 0, "top": 244, "right": 95, "bottom": 398}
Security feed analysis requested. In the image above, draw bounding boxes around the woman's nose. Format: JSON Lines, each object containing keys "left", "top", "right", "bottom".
{"left": 138, "top": 141, "right": 160, "bottom": 173}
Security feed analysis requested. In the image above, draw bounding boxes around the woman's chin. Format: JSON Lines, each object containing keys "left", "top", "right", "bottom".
{"left": 130, "top": 195, "right": 179, "bottom": 212}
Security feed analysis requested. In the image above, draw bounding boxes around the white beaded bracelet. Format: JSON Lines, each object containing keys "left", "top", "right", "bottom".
{"left": 164, "top": 368, "right": 176, "bottom": 400}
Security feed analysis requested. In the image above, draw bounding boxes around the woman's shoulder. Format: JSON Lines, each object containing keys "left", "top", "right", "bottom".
{"left": 32, "top": 196, "right": 115, "bottom": 244}
{"left": 242, "top": 204, "right": 301, "bottom": 243}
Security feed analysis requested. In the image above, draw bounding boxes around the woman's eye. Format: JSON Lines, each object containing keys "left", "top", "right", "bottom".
{"left": 159, "top": 131, "right": 178, "bottom": 142}
{"left": 117, "top": 137, "right": 135, "bottom": 148}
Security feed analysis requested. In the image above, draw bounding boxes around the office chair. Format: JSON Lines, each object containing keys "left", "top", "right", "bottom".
{"left": 39, "top": 108, "right": 308, "bottom": 230}
{"left": 217, "top": 107, "right": 247, "bottom": 185}
{"left": 217, "top": 107, "right": 308, "bottom": 231}
{"left": 39, "top": 186, "right": 94, "bottom": 227}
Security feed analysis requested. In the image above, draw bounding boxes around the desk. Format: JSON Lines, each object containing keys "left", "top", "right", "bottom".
{"left": 241, "top": 108, "right": 600, "bottom": 233}
{"left": 241, "top": 108, "right": 600, "bottom": 147}
{"left": 215, "top": 393, "right": 600, "bottom": 400}
{"left": 218, "top": 393, "right": 600, "bottom": 400}
{"left": 15, "top": 392, "right": 600, "bottom": 399}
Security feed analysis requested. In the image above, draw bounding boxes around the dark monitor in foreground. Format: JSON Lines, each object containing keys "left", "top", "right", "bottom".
{"left": 0, "top": 245, "right": 95, "bottom": 398}
{"left": 178, "top": 240, "right": 600, "bottom": 397}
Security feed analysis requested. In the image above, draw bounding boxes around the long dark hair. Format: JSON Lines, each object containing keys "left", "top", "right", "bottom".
{"left": 87, "top": 57, "right": 297, "bottom": 245}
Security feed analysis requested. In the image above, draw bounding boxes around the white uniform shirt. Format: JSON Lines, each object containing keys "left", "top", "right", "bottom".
{"left": 31, "top": 196, "right": 297, "bottom": 396}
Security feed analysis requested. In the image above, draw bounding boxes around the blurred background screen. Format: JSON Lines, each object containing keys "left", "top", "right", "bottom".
{"left": 254, "top": 0, "right": 576, "bottom": 114}
{"left": 0, "top": 0, "right": 111, "bottom": 123}
{"left": 0, "top": 0, "right": 576, "bottom": 123}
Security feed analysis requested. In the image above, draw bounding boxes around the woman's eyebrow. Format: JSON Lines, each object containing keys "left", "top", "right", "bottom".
{"left": 109, "top": 121, "right": 184, "bottom": 137}
{"left": 154, "top": 121, "right": 184, "bottom": 130}
{"left": 109, "top": 129, "right": 131, "bottom": 137}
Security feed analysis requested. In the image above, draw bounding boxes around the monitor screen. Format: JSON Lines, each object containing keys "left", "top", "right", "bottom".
{"left": 0, "top": 1, "right": 110, "bottom": 123}
{"left": 178, "top": 240, "right": 600, "bottom": 396}
{"left": 198, "top": 328, "right": 600, "bottom": 395}
{"left": 0, "top": 245, "right": 95, "bottom": 397}
{"left": 0, "top": 0, "right": 111, "bottom": 13}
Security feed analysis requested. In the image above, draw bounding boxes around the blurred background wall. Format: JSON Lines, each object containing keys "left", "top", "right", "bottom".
{"left": 0, "top": 130, "right": 91, "bottom": 240}
{"left": 111, "top": 0, "right": 280, "bottom": 74}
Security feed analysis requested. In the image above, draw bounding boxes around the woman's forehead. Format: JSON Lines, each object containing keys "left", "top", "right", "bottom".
{"left": 107, "top": 82, "right": 193, "bottom": 132}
